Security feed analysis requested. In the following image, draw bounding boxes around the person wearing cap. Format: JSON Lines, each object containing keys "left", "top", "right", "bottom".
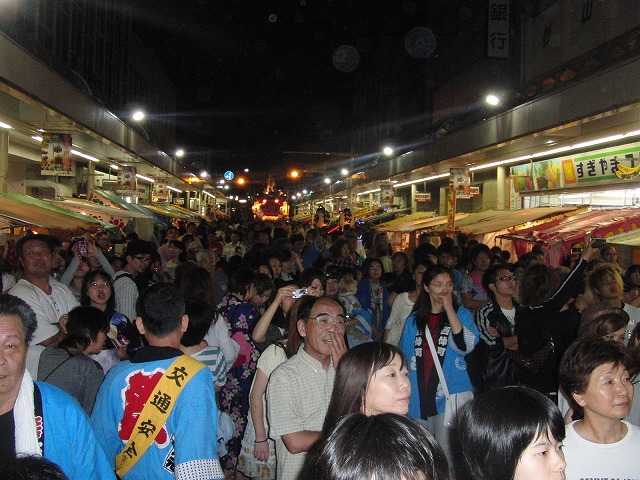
{"left": 113, "top": 240, "right": 154, "bottom": 326}
{"left": 8, "top": 235, "right": 79, "bottom": 377}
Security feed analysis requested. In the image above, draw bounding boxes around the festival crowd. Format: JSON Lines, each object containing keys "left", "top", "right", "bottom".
{"left": 0, "top": 217, "right": 639, "bottom": 480}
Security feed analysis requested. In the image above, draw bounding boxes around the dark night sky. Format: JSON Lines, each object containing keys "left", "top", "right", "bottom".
{"left": 130, "top": 0, "right": 488, "bottom": 187}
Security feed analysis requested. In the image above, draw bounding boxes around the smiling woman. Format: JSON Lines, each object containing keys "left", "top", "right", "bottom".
{"left": 559, "top": 337, "right": 640, "bottom": 480}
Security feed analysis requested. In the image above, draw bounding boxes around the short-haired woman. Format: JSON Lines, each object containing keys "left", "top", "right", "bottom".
{"left": 559, "top": 337, "right": 640, "bottom": 479}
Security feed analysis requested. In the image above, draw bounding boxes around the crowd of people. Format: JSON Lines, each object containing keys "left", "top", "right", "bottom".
{"left": 0, "top": 217, "right": 639, "bottom": 480}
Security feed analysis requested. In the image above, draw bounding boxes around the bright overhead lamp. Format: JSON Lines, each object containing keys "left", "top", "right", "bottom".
{"left": 109, "top": 164, "right": 119, "bottom": 170}
{"left": 0, "top": 121, "right": 12, "bottom": 129}
{"left": 383, "top": 146, "right": 394, "bottom": 156}
{"left": 71, "top": 149, "right": 100, "bottom": 162}
{"left": 32, "top": 136, "right": 43, "bottom": 142}
{"left": 485, "top": 94, "right": 500, "bottom": 106}
{"left": 136, "top": 173, "right": 154, "bottom": 183}
{"left": 167, "top": 186, "right": 182, "bottom": 193}
{"left": 175, "top": 149, "right": 185, "bottom": 158}
{"left": 341, "top": 168, "right": 349, "bottom": 175}
{"left": 203, "top": 190, "right": 215, "bottom": 198}
{"left": 324, "top": 178, "right": 331, "bottom": 184}
{"left": 357, "top": 188, "right": 381, "bottom": 196}
{"left": 200, "top": 171, "right": 209, "bottom": 178}
{"left": 393, "top": 173, "right": 450, "bottom": 187}
{"left": 132, "top": 110, "right": 145, "bottom": 121}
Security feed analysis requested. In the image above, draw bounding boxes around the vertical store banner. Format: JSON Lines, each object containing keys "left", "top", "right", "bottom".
{"left": 451, "top": 168, "right": 471, "bottom": 198}
{"left": 116, "top": 167, "right": 137, "bottom": 197}
{"left": 487, "top": 0, "right": 510, "bottom": 59}
{"left": 152, "top": 178, "right": 169, "bottom": 203}
{"left": 380, "top": 182, "right": 394, "bottom": 205}
{"left": 40, "top": 133, "right": 73, "bottom": 176}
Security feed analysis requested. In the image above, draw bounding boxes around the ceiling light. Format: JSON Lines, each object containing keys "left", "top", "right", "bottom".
{"left": 393, "top": 173, "right": 450, "bottom": 187}
{"left": 357, "top": 188, "right": 381, "bottom": 196}
{"left": 109, "top": 164, "right": 119, "bottom": 170}
{"left": 71, "top": 149, "right": 100, "bottom": 162}
{"left": 175, "top": 149, "right": 185, "bottom": 158}
{"left": 324, "top": 178, "right": 331, "bottom": 184}
{"left": 167, "top": 186, "right": 182, "bottom": 193}
{"left": 32, "top": 136, "right": 43, "bottom": 142}
{"left": 383, "top": 146, "right": 394, "bottom": 156}
{"left": 0, "top": 121, "right": 12, "bottom": 129}
{"left": 203, "top": 190, "right": 215, "bottom": 198}
{"left": 200, "top": 171, "right": 209, "bottom": 178}
{"left": 136, "top": 173, "right": 154, "bottom": 183}
{"left": 341, "top": 168, "right": 349, "bottom": 175}
{"left": 132, "top": 110, "right": 145, "bottom": 121}
{"left": 485, "top": 94, "right": 500, "bottom": 106}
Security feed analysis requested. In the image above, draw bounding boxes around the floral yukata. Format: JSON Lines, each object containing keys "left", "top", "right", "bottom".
{"left": 218, "top": 294, "right": 262, "bottom": 471}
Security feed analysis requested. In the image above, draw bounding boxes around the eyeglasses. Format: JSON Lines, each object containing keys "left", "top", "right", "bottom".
{"left": 309, "top": 313, "right": 348, "bottom": 328}
{"left": 133, "top": 256, "right": 152, "bottom": 263}
{"left": 496, "top": 275, "right": 517, "bottom": 282}
{"left": 429, "top": 282, "right": 453, "bottom": 289}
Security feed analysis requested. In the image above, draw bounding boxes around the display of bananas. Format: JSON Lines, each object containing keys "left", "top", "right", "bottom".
{"left": 615, "top": 162, "right": 640, "bottom": 180}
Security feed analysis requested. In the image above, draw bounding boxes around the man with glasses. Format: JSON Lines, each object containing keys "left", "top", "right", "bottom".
{"left": 267, "top": 296, "right": 347, "bottom": 479}
{"left": 468, "top": 263, "right": 520, "bottom": 393}
{"left": 113, "top": 240, "right": 154, "bottom": 326}
{"left": 8, "top": 235, "right": 79, "bottom": 377}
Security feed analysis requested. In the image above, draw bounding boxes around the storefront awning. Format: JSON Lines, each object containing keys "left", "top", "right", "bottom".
{"left": 605, "top": 229, "right": 640, "bottom": 247}
{"left": 497, "top": 208, "right": 640, "bottom": 246}
{"left": 433, "top": 207, "right": 576, "bottom": 235}
{"left": 0, "top": 193, "right": 117, "bottom": 237}
{"left": 91, "top": 189, "right": 168, "bottom": 228}
{"left": 143, "top": 204, "right": 194, "bottom": 221}
{"left": 48, "top": 197, "right": 156, "bottom": 238}
{"left": 376, "top": 211, "right": 438, "bottom": 230}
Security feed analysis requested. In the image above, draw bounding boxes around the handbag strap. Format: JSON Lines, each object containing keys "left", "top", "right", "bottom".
{"left": 115, "top": 355, "right": 206, "bottom": 477}
{"left": 424, "top": 326, "right": 450, "bottom": 399}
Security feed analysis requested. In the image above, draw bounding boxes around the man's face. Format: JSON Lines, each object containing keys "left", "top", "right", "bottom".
{"left": 298, "top": 298, "right": 346, "bottom": 363}
{"left": 186, "top": 223, "right": 197, "bottom": 234}
{"left": 230, "top": 233, "right": 239, "bottom": 244}
{"left": 0, "top": 315, "right": 28, "bottom": 413}
{"left": 96, "top": 234, "right": 112, "bottom": 250}
{"left": 127, "top": 254, "right": 152, "bottom": 275}
{"left": 20, "top": 240, "right": 53, "bottom": 278}
{"left": 489, "top": 268, "right": 516, "bottom": 299}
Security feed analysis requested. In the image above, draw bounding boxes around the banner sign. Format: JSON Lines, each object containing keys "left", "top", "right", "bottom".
{"left": 116, "top": 167, "right": 137, "bottom": 196}
{"left": 152, "top": 178, "right": 169, "bottom": 204}
{"left": 380, "top": 182, "right": 394, "bottom": 204}
{"left": 451, "top": 168, "right": 471, "bottom": 198}
{"left": 40, "top": 133, "right": 73, "bottom": 176}
{"left": 415, "top": 192, "right": 431, "bottom": 203}
{"left": 510, "top": 142, "right": 640, "bottom": 192}
{"left": 487, "top": 0, "right": 509, "bottom": 58}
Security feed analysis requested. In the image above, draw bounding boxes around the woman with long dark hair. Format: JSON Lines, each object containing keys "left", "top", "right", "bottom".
{"left": 399, "top": 264, "right": 478, "bottom": 467}
{"left": 322, "top": 342, "right": 410, "bottom": 436}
